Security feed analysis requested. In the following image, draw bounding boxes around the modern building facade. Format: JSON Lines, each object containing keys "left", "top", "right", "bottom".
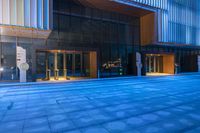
{"left": 0, "top": 0, "right": 200, "bottom": 82}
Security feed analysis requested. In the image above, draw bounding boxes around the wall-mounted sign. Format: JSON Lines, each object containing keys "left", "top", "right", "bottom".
{"left": 17, "top": 46, "right": 28, "bottom": 82}
{"left": 20, "top": 63, "right": 29, "bottom": 71}
{"left": 136, "top": 52, "right": 142, "bottom": 76}
{"left": 17, "top": 46, "right": 26, "bottom": 68}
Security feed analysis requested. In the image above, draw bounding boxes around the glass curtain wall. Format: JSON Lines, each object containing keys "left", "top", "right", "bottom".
{"left": 52, "top": 0, "right": 140, "bottom": 77}
{"left": 116, "top": 0, "right": 200, "bottom": 45}
{"left": 0, "top": 35, "right": 34, "bottom": 81}
{"left": 0, "top": 42, "right": 17, "bottom": 81}
{"left": 0, "top": 0, "right": 50, "bottom": 29}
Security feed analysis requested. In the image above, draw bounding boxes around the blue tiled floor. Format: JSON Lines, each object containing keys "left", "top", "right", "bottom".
{"left": 1, "top": 74, "right": 200, "bottom": 133}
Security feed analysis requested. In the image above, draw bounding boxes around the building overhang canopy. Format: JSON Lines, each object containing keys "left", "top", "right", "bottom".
{"left": 0, "top": 25, "right": 51, "bottom": 39}
{"left": 78, "top": 0, "right": 153, "bottom": 17}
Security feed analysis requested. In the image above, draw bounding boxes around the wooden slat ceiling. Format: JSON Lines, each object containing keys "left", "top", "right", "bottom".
{"left": 78, "top": 0, "right": 153, "bottom": 17}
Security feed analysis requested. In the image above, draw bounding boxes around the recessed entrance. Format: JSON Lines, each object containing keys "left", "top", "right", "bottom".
{"left": 146, "top": 54, "right": 175, "bottom": 76}
{"left": 36, "top": 50, "right": 97, "bottom": 81}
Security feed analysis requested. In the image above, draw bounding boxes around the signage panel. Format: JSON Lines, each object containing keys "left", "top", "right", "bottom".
{"left": 17, "top": 46, "right": 28, "bottom": 82}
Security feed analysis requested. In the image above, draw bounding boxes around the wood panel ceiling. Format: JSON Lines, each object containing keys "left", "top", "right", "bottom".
{"left": 78, "top": 0, "right": 153, "bottom": 17}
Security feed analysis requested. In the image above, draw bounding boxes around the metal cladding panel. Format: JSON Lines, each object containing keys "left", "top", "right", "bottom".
{"left": 2, "top": 0, "right": 10, "bottom": 25}
{"left": 24, "top": 0, "right": 31, "bottom": 27}
{"left": 0, "top": 0, "right": 2, "bottom": 24}
{"left": 115, "top": 0, "right": 200, "bottom": 45}
{"left": 17, "top": 0, "right": 24, "bottom": 26}
{"left": 31, "top": 0, "right": 37, "bottom": 28}
{"left": 0, "top": 0, "right": 50, "bottom": 30}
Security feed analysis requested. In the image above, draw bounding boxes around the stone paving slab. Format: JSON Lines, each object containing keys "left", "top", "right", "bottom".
{"left": 0, "top": 75, "right": 200, "bottom": 133}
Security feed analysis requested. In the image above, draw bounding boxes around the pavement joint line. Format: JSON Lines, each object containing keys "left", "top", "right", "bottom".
{"left": 7, "top": 102, "right": 14, "bottom": 110}
{"left": 2, "top": 78, "right": 198, "bottom": 95}
{"left": 135, "top": 106, "right": 200, "bottom": 132}
{"left": 3, "top": 78, "right": 198, "bottom": 97}
{"left": 181, "top": 123, "right": 200, "bottom": 132}
{"left": 0, "top": 76, "right": 139, "bottom": 87}
{"left": 4, "top": 76, "right": 200, "bottom": 92}
{"left": 132, "top": 108, "right": 200, "bottom": 132}
{"left": 3, "top": 83, "right": 198, "bottom": 99}
{"left": 47, "top": 97, "right": 200, "bottom": 133}
{"left": 1, "top": 83, "right": 200, "bottom": 108}
{"left": 54, "top": 90, "right": 200, "bottom": 118}
{"left": 1, "top": 75, "right": 200, "bottom": 132}
{"left": 0, "top": 78, "right": 155, "bottom": 90}
{"left": 0, "top": 73, "right": 200, "bottom": 88}
{"left": 46, "top": 114, "right": 53, "bottom": 133}
{"left": 2, "top": 86, "right": 200, "bottom": 123}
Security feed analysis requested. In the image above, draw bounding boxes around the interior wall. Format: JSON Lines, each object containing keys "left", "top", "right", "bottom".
{"left": 140, "top": 13, "right": 156, "bottom": 45}
{"left": 163, "top": 54, "right": 175, "bottom": 74}
{"left": 90, "top": 52, "right": 97, "bottom": 78}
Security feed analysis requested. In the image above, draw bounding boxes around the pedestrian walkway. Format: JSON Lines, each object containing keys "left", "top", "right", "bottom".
{"left": 0, "top": 74, "right": 200, "bottom": 133}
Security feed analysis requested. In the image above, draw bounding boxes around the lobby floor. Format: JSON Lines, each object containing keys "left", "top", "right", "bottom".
{"left": 146, "top": 72, "right": 172, "bottom": 76}
{"left": 1, "top": 74, "right": 200, "bottom": 133}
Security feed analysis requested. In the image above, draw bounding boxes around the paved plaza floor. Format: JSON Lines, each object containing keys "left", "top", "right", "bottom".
{"left": 1, "top": 74, "right": 200, "bottom": 133}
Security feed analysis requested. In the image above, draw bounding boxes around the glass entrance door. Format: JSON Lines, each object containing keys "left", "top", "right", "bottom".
{"left": 146, "top": 54, "right": 163, "bottom": 73}
{"left": 57, "top": 53, "right": 64, "bottom": 78}
{"left": 36, "top": 50, "right": 93, "bottom": 81}
{"left": 67, "top": 52, "right": 89, "bottom": 77}
{"left": 48, "top": 53, "right": 55, "bottom": 79}
{"left": 66, "top": 53, "right": 73, "bottom": 76}
{"left": 74, "top": 53, "right": 81, "bottom": 76}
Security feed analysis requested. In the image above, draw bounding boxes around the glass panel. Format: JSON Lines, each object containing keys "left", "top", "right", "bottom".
{"left": 82, "top": 52, "right": 90, "bottom": 77}
{"left": 74, "top": 53, "right": 81, "bottom": 76}
{"left": 48, "top": 53, "right": 54, "bottom": 77}
{"left": 110, "top": 46, "right": 120, "bottom": 76}
{"left": 17, "top": 0, "right": 24, "bottom": 25}
{"left": 146, "top": 55, "right": 164, "bottom": 73}
{"left": 66, "top": 53, "right": 73, "bottom": 76}
{"left": 36, "top": 51, "right": 93, "bottom": 80}
{"left": 0, "top": 43, "right": 17, "bottom": 80}
{"left": 36, "top": 52, "right": 46, "bottom": 79}
{"left": 101, "top": 46, "right": 111, "bottom": 77}
{"left": 57, "top": 53, "right": 63, "bottom": 76}
{"left": 37, "top": 0, "right": 43, "bottom": 28}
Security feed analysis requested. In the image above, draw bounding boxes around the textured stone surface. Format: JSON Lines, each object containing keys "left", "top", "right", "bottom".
{"left": 0, "top": 74, "right": 200, "bottom": 132}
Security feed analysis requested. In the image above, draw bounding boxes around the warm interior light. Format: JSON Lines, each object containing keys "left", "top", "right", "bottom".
{"left": 0, "top": 67, "right": 4, "bottom": 72}
{"left": 146, "top": 73, "right": 172, "bottom": 76}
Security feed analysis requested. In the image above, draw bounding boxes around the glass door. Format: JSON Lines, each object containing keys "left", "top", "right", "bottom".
{"left": 36, "top": 50, "right": 93, "bottom": 81}
{"left": 48, "top": 53, "right": 55, "bottom": 79}
{"left": 146, "top": 55, "right": 163, "bottom": 73}
{"left": 66, "top": 53, "right": 73, "bottom": 76}
{"left": 146, "top": 56, "right": 154, "bottom": 73}
{"left": 66, "top": 52, "right": 89, "bottom": 77}
{"left": 36, "top": 52, "right": 46, "bottom": 79}
{"left": 74, "top": 53, "right": 82, "bottom": 76}
{"left": 57, "top": 53, "right": 64, "bottom": 78}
